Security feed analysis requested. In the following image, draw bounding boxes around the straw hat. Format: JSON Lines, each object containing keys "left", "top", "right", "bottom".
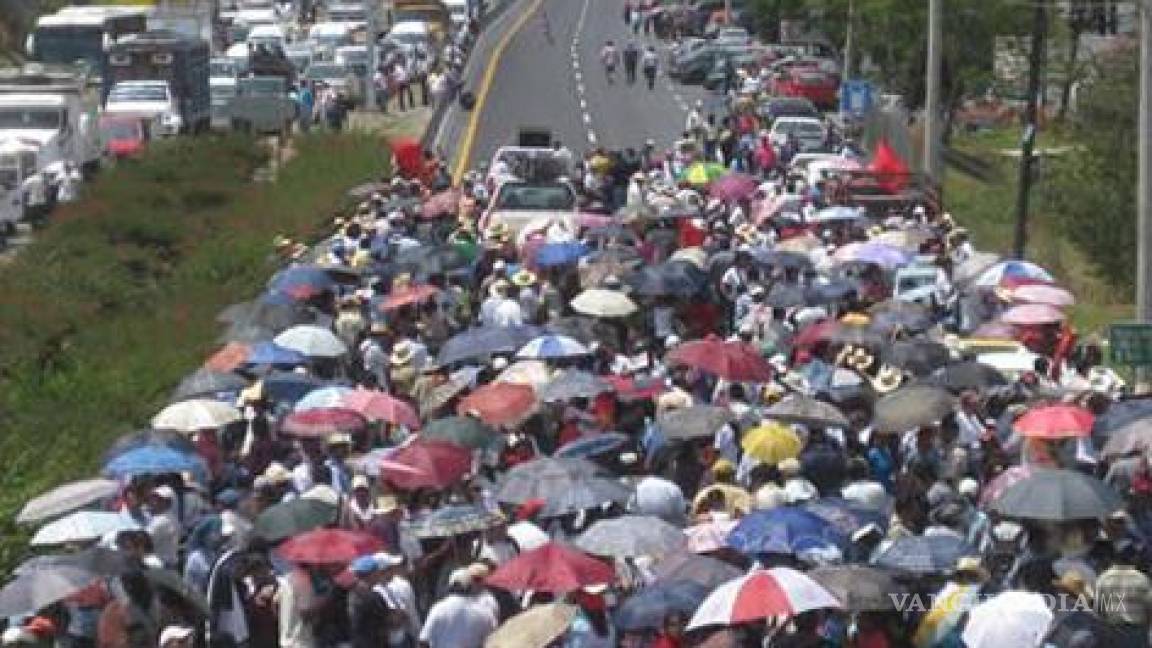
{"left": 391, "top": 340, "right": 416, "bottom": 366}
{"left": 392, "top": 272, "right": 414, "bottom": 291}
{"left": 261, "top": 462, "right": 292, "bottom": 486}
{"left": 734, "top": 223, "right": 761, "bottom": 244}
{"left": 489, "top": 278, "right": 511, "bottom": 298}
{"left": 484, "top": 222, "right": 511, "bottom": 244}
{"left": 871, "top": 365, "right": 904, "bottom": 393}
{"left": 511, "top": 269, "right": 537, "bottom": 287}
{"left": 1052, "top": 570, "right": 1092, "bottom": 598}
{"left": 954, "top": 556, "right": 990, "bottom": 581}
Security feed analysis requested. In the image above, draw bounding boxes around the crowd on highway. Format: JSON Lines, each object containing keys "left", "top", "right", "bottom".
{"left": 7, "top": 3, "right": 1152, "bottom": 648}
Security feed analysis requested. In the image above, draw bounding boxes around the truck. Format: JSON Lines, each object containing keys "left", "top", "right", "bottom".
{"left": 147, "top": 0, "right": 217, "bottom": 46}
{"left": 102, "top": 30, "right": 212, "bottom": 134}
{"left": 0, "top": 65, "right": 103, "bottom": 176}
{"left": 226, "top": 76, "right": 297, "bottom": 136}
{"left": 390, "top": 0, "right": 451, "bottom": 46}
{"left": 26, "top": 5, "right": 150, "bottom": 71}
{"left": 0, "top": 138, "right": 40, "bottom": 234}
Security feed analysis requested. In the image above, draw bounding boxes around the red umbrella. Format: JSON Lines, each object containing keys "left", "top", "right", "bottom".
{"left": 484, "top": 542, "right": 615, "bottom": 593}
{"left": 1014, "top": 404, "right": 1094, "bottom": 439}
{"left": 457, "top": 382, "right": 537, "bottom": 426}
{"left": 601, "top": 375, "right": 668, "bottom": 401}
{"left": 1011, "top": 284, "right": 1075, "bottom": 308}
{"left": 277, "top": 528, "right": 382, "bottom": 564}
{"left": 869, "top": 139, "right": 908, "bottom": 193}
{"left": 391, "top": 136, "right": 424, "bottom": 180}
{"left": 668, "top": 337, "right": 773, "bottom": 382}
{"left": 384, "top": 438, "right": 472, "bottom": 489}
{"left": 421, "top": 188, "right": 461, "bottom": 219}
{"left": 999, "top": 303, "right": 1066, "bottom": 326}
{"left": 709, "top": 172, "right": 759, "bottom": 202}
{"left": 791, "top": 319, "right": 838, "bottom": 348}
{"left": 281, "top": 407, "right": 367, "bottom": 438}
{"left": 341, "top": 389, "right": 421, "bottom": 429}
{"left": 379, "top": 284, "right": 441, "bottom": 311}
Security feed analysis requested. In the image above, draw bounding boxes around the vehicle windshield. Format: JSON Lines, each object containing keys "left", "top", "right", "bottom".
{"left": 328, "top": 8, "right": 366, "bottom": 21}
{"left": 211, "top": 84, "right": 237, "bottom": 100}
{"left": 0, "top": 168, "right": 17, "bottom": 190}
{"left": 211, "top": 61, "right": 237, "bottom": 77}
{"left": 898, "top": 272, "right": 937, "bottom": 293}
{"left": 109, "top": 84, "right": 169, "bottom": 102}
{"left": 101, "top": 120, "right": 140, "bottom": 140}
{"left": 306, "top": 64, "right": 347, "bottom": 79}
{"left": 776, "top": 121, "right": 824, "bottom": 136}
{"left": 0, "top": 109, "right": 63, "bottom": 130}
{"left": 493, "top": 183, "right": 575, "bottom": 211}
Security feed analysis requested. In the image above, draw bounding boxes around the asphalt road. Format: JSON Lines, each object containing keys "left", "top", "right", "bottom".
{"left": 442, "top": 0, "right": 721, "bottom": 173}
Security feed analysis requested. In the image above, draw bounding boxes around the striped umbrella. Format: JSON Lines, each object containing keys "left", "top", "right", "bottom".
{"left": 687, "top": 568, "right": 842, "bottom": 630}
{"left": 516, "top": 335, "right": 590, "bottom": 360}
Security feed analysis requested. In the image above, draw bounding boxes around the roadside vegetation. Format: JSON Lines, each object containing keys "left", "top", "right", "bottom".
{"left": 0, "top": 134, "right": 386, "bottom": 567}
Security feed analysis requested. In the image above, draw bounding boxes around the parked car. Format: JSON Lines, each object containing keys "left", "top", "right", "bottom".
{"left": 669, "top": 44, "right": 750, "bottom": 84}
{"left": 769, "top": 116, "right": 828, "bottom": 152}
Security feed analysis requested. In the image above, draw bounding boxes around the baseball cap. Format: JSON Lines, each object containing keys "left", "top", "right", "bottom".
{"left": 349, "top": 555, "right": 380, "bottom": 576}
{"left": 159, "top": 626, "right": 194, "bottom": 646}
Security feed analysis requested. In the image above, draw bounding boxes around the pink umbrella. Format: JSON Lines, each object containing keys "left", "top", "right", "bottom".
{"left": 379, "top": 284, "right": 441, "bottom": 311}
{"left": 980, "top": 465, "right": 1033, "bottom": 506}
{"left": 281, "top": 407, "right": 367, "bottom": 438}
{"left": 1014, "top": 404, "right": 1094, "bottom": 439}
{"left": 999, "top": 303, "right": 1066, "bottom": 326}
{"left": 687, "top": 568, "right": 842, "bottom": 630}
{"left": 1011, "top": 284, "right": 1075, "bottom": 308}
{"left": 970, "top": 321, "right": 1018, "bottom": 340}
{"left": 577, "top": 212, "right": 617, "bottom": 229}
{"left": 685, "top": 519, "right": 738, "bottom": 553}
{"left": 421, "top": 188, "right": 461, "bottom": 219}
{"left": 709, "top": 173, "right": 759, "bottom": 202}
{"left": 341, "top": 389, "right": 421, "bottom": 429}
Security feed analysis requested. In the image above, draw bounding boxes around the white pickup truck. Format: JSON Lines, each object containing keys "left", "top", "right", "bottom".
{"left": 103, "top": 80, "right": 184, "bottom": 136}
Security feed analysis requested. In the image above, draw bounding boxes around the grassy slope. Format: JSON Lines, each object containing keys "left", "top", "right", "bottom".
{"left": 945, "top": 128, "right": 1132, "bottom": 335}
{"left": 0, "top": 134, "right": 386, "bottom": 568}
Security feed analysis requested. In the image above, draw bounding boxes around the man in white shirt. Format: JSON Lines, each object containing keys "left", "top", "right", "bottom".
{"left": 419, "top": 569, "right": 497, "bottom": 648}
{"left": 145, "top": 486, "right": 181, "bottom": 569}
{"left": 374, "top": 552, "right": 421, "bottom": 647}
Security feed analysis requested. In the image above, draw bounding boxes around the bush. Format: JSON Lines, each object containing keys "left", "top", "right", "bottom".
{"left": 0, "top": 133, "right": 386, "bottom": 569}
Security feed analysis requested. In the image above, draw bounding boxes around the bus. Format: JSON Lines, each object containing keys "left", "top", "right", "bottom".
{"left": 26, "top": 6, "right": 150, "bottom": 70}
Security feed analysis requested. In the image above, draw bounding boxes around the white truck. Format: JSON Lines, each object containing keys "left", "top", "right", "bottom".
{"left": 0, "top": 138, "right": 39, "bottom": 234}
{"left": 0, "top": 66, "right": 102, "bottom": 185}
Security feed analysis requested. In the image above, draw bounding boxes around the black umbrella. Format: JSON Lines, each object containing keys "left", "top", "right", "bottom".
{"left": 144, "top": 568, "right": 210, "bottom": 617}
{"left": 651, "top": 553, "right": 742, "bottom": 589}
{"left": 1045, "top": 610, "right": 1128, "bottom": 646}
{"left": 171, "top": 369, "right": 248, "bottom": 402}
{"left": 393, "top": 244, "right": 471, "bottom": 277}
{"left": 218, "top": 300, "right": 318, "bottom": 332}
{"left": 764, "top": 395, "right": 849, "bottom": 429}
{"left": 495, "top": 457, "right": 632, "bottom": 517}
{"left": 753, "top": 250, "right": 813, "bottom": 270}
{"left": 869, "top": 301, "right": 935, "bottom": 334}
{"left": 805, "top": 279, "right": 858, "bottom": 305}
{"left": 1102, "top": 417, "right": 1152, "bottom": 459}
{"left": 882, "top": 341, "right": 953, "bottom": 376}
{"left": 438, "top": 325, "right": 544, "bottom": 366}
{"left": 540, "top": 369, "right": 613, "bottom": 402}
{"left": 991, "top": 469, "right": 1123, "bottom": 521}
{"left": 809, "top": 565, "right": 907, "bottom": 611}
{"left": 254, "top": 498, "right": 338, "bottom": 542}
{"left": 614, "top": 580, "right": 709, "bottom": 631}
{"left": 584, "top": 225, "right": 640, "bottom": 247}
{"left": 627, "top": 261, "right": 708, "bottom": 297}
{"left": 872, "top": 535, "right": 971, "bottom": 576}
{"left": 873, "top": 384, "right": 956, "bottom": 433}
{"left": 929, "top": 360, "right": 1009, "bottom": 393}
{"left": 1093, "top": 398, "right": 1152, "bottom": 441}
{"left": 764, "top": 284, "right": 808, "bottom": 308}
{"left": 657, "top": 405, "right": 734, "bottom": 440}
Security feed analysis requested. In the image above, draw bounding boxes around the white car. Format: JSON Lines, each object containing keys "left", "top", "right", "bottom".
{"left": 386, "top": 21, "right": 432, "bottom": 50}
{"left": 769, "top": 116, "right": 828, "bottom": 152}
{"left": 103, "top": 80, "right": 182, "bottom": 136}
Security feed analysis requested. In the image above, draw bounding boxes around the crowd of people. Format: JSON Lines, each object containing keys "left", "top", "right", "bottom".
{"left": 5, "top": 26, "right": 1152, "bottom": 648}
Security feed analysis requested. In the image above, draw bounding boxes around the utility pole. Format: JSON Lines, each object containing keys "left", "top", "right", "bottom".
{"left": 923, "top": 0, "right": 942, "bottom": 180}
{"left": 1012, "top": 0, "right": 1047, "bottom": 259}
{"left": 843, "top": 0, "right": 855, "bottom": 79}
{"left": 365, "top": 2, "right": 378, "bottom": 111}
{"left": 1139, "top": 0, "right": 1152, "bottom": 324}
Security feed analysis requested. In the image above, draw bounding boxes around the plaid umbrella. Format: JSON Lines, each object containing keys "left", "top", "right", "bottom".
{"left": 405, "top": 505, "right": 506, "bottom": 539}
{"left": 872, "top": 535, "right": 971, "bottom": 576}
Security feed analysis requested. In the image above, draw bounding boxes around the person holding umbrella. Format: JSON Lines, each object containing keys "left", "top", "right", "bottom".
{"left": 347, "top": 555, "right": 394, "bottom": 648}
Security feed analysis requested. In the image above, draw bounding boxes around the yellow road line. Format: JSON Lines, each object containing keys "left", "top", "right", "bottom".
{"left": 452, "top": 0, "right": 546, "bottom": 182}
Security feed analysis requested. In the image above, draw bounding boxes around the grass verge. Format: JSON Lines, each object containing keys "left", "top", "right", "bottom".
{"left": 0, "top": 133, "right": 386, "bottom": 570}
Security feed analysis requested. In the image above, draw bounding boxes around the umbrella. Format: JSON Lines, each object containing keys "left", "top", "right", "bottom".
{"left": 764, "top": 395, "right": 850, "bottom": 429}
{"left": 17, "top": 479, "right": 122, "bottom": 525}
{"left": 687, "top": 568, "right": 842, "bottom": 630}
{"left": 833, "top": 242, "right": 912, "bottom": 269}
{"left": 379, "top": 284, "right": 441, "bottom": 311}
{"left": 1102, "top": 416, "right": 1152, "bottom": 459}
{"left": 680, "top": 162, "right": 727, "bottom": 185}
{"left": 242, "top": 341, "right": 307, "bottom": 368}
{"left": 1094, "top": 398, "right": 1152, "bottom": 439}
{"left": 405, "top": 504, "right": 506, "bottom": 539}
{"left": 485, "top": 542, "right": 615, "bottom": 593}
{"left": 151, "top": 399, "right": 240, "bottom": 432}
{"left": 102, "top": 429, "right": 197, "bottom": 465}
{"left": 535, "top": 242, "right": 590, "bottom": 267}
{"left": 457, "top": 382, "right": 537, "bottom": 426}
{"left": 615, "top": 581, "right": 710, "bottom": 631}
{"left": 1045, "top": 610, "right": 1128, "bottom": 646}
{"left": 269, "top": 265, "right": 338, "bottom": 296}
{"left": 143, "top": 568, "right": 210, "bottom": 617}
{"left": 574, "top": 515, "right": 687, "bottom": 558}
{"left": 657, "top": 405, "right": 734, "bottom": 440}
{"left": 497, "top": 360, "right": 552, "bottom": 390}
{"left": 281, "top": 407, "right": 367, "bottom": 438}
{"left": 653, "top": 553, "right": 743, "bottom": 589}
{"left": 273, "top": 325, "right": 348, "bottom": 358}
{"left": 485, "top": 603, "right": 578, "bottom": 648}
{"left": 626, "top": 261, "right": 708, "bottom": 297}
{"left": 31, "top": 511, "right": 138, "bottom": 546}
{"left": 725, "top": 508, "right": 846, "bottom": 556}
{"left": 813, "top": 205, "right": 864, "bottom": 223}
{"left": 808, "top": 565, "right": 906, "bottom": 611}
{"left": 803, "top": 498, "right": 888, "bottom": 536}
{"left": 1014, "top": 404, "right": 1094, "bottom": 439}
{"left": 709, "top": 172, "right": 759, "bottom": 201}
{"left": 294, "top": 385, "right": 355, "bottom": 412}
{"left": 741, "top": 423, "right": 802, "bottom": 464}
{"left": 496, "top": 457, "right": 631, "bottom": 517}
{"left": 421, "top": 188, "right": 461, "bottom": 219}
{"left": 882, "top": 340, "right": 952, "bottom": 376}
{"left": 763, "top": 284, "right": 808, "bottom": 308}
{"left": 13, "top": 548, "right": 130, "bottom": 578}
{"left": 972, "top": 259, "right": 1054, "bottom": 287}
{"left": 540, "top": 370, "right": 612, "bottom": 402}
{"left": 872, "top": 535, "right": 971, "bottom": 576}
{"left": 103, "top": 446, "right": 206, "bottom": 481}
{"left": 685, "top": 519, "right": 738, "bottom": 553}
{"left": 603, "top": 374, "right": 668, "bottom": 401}
{"left": 262, "top": 371, "right": 331, "bottom": 404}
{"left": 991, "top": 468, "right": 1122, "bottom": 521}
{"left": 999, "top": 303, "right": 1066, "bottom": 326}
{"left": 421, "top": 416, "right": 500, "bottom": 449}
{"left": 962, "top": 591, "right": 1053, "bottom": 648}
{"left": 1012, "top": 283, "right": 1075, "bottom": 307}
{"left": 692, "top": 484, "right": 752, "bottom": 517}
{"left": 979, "top": 464, "right": 1033, "bottom": 506}
{"left": 384, "top": 439, "right": 473, "bottom": 489}
{"left": 172, "top": 369, "right": 248, "bottom": 401}
{"left": 253, "top": 498, "right": 338, "bottom": 542}
{"left": 421, "top": 372, "right": 473, "bottom": 414}
{"left": 217, "top": 299, "right": 318, "bottom": 331}
{"left": 667, "top": 338, "right": 773, "bottom": 382}
{"left": 507, "top": 520, "right": 551, "bottom": 551}
{"left": 340, "top": 389, "right": 421, "bottom": 429}
{"left": 516, "top": 335, "right": 590, "bottom": 360}
{"left": 872, "top": 384, "right": 956, "bottom": 433}
{"left": 754, "top": 250, "right": 813, "bottom": 271}
{"left": 555, "top": 432, "right": 629, "bottom": 459}
{"left": 570, "top": 288, "right": 638, "bottom": 318}
{"left": 438, "top": 325, "right": 543, "bottom": 365}
{"left": 929, "top": 360, "right": 1009, "bottom": 393}
{"left": 277, "top": 528, "right": 383, "bottom": 564}
{"left": 393, "top": 244, "right": 472, "bottom": 277}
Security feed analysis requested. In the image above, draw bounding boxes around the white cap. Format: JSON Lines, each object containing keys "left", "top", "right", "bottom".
{"left": 159, "top": 625, "right": 195, "bottom": 646}
{"left": 448, "top": 568, "right": 473, "bottom": 587}
{"left": 373, "top": 552, "right": 405, "bottom": 568}
{"left": 958, "top": 478, "right": 979, "bottom": 497}
{"left": 783, "top": 479, "right": 817, "bottom": 504}
{"left": 151, "top": 486, "right": 176, "bottom": 501}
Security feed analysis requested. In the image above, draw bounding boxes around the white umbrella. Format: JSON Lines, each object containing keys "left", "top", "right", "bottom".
{"left": 961, "top": 591, "right": 1053, "bottom": 648}
{"left": 273, "top": 325, "right": 348, "bottom": 357}
{"left": 516, "top": 335, "right": 589, "bottom": 360}
{"left": 507, "top": 521, "right": 551, "bottom": 551}
{"left": 497, "top": 360, "right": 552, "bottom": 389}
{"left": 17, "top": 479, "right": 121, "bottom": 525}
{"left": 31, "top": 511, "right": 138, "bottom": 546}
{"left": 152, "top": 398, "right": 241, "bottom": 433}
{"left": 570, "top": 289, "right": 638, "bottom": 318}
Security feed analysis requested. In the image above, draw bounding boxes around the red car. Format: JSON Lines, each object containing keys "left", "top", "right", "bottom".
{"left": 99, "top": 114, "right": 151, "bottom": 159}
{"left": 770, "top": 68, "right": 839, "bottom": 110}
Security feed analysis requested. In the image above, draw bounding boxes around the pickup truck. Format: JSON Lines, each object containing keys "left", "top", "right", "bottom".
{"left": 227, "top": 76, "right": 296, "bottom": 136}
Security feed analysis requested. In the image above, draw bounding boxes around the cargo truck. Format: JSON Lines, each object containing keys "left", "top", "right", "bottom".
{"left": 102, "top": 30, "right": 211, "bottom": 134}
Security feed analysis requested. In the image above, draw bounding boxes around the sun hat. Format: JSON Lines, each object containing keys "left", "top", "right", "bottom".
{"left": 390, "top": 340, "right": 416, "bottom": 366}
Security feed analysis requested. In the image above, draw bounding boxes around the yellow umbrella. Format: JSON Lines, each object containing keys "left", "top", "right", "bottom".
{"left": 741, "top": 423, "right": 802, "bottom": 464}
{"left": 691, "top": 483, "right": 752, "bottom": 516}
{"left": 486, "top": 603, "right": 578, "bottom": 648}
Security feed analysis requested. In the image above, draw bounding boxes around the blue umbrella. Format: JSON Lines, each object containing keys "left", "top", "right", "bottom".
{"left": 872, "top": 535, "right": 971, "bottom": 576}
{"left": 262, "top": 371, "right": 332, "bottom": 404}
{"left": 555, "top": 433, "right": 630, "bottom": 459}
{"left": 535, "top": 242, "right": 589, "bottom": 267}
{"left": 269, "top": 266, "right": 338, "bottom": 294}
{"left": 614, "top": 580, "right": 709, "bottom": 631}
{"left": 438, "top": 325, "right": 544, "bottom": 366}
{"left": 726, "top": 508, "right": 847, "bottom": 556}
{"left": 259, "top": 290, "right": 299, "bottom": 306}
{"left": 803, "top": 498, "right": 888, "bottom": 537}
{"left": 517, "top": 335, "right": 590, "bottom": 360}
{"left": 103, "top": 446, "right": 207, "bottom": 482}
{"left": 243, "top": 341, "right": 307, "bottom": 368}
{"left": 293, "top": 385, "right": 354, "bottom": 412}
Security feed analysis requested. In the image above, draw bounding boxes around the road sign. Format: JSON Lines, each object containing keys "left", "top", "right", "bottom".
{"left": 840, "top": 80, "right": 874, "bottom": 117}
{"left": 1109, "top": 324, "right": 1152, "bottom": 367}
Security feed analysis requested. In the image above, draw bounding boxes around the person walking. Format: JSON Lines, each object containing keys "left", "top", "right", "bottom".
{"left": 601, "top": 41, "right": 620, "bottom": 84}
{"left": 642, "top": 45, "right": 659, "bottom": 90}
{"left": 623, "top": 42, "right": 639, "bottom": 85}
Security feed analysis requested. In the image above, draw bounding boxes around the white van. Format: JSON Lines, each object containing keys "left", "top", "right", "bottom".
{"left": 246, "top": 23, "right": 286, "bottom": 50}
{"left": 443, "top": 0, "right": 469, "bottom": 27}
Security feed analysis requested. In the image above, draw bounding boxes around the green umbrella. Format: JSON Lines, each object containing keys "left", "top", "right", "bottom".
{"left": 422, "top": 416, "right": 501, "bottom": 449}
{"left": 254, "top": 498, "right": 337, "bottom": 542}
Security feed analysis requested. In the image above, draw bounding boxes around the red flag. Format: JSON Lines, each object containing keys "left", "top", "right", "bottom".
{"left": 869, "top": 139, "right": 908, "bottom": 193}
{"left": 390, "top": 137, "right": 423, "bottom": 180}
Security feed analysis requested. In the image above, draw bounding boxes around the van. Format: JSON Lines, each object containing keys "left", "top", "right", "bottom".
{"left": 246, "top": 24, "right": 286, "bottom": 51}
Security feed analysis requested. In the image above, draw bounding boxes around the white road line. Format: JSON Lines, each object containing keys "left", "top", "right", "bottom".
{"left": 587, "top": 130, "right": 597, "bottom": 144}
{"left": 582, "top": 113, "right": 592, "bottom": 125}
{"left": 579, "top": 98, "right": 588, "bottom": 110}
{"left": 570, "top": 0, "right": 596, "bottom": 146}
